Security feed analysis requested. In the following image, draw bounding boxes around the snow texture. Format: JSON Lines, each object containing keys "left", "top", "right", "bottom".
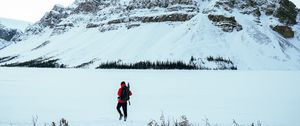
{"left": 0, "top": 68, "right": 299, "bottom": 126}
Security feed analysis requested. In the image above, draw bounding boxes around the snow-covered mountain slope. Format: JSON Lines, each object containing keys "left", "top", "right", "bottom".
{"left": 0, "top": 0, "right": 299, "bottom": 70}
{"left": 0, "top": 38, "right": 8, "bottom": 49}
{"left": 0, "top": 18, "right": 31, "bottom": 49}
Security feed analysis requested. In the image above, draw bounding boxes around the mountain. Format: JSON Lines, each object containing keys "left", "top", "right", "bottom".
{"left": 0, "top": 18, "right": 31, "bottom": 49}
{"left": 0, "top": 0, "right": 299, "bottom": 70}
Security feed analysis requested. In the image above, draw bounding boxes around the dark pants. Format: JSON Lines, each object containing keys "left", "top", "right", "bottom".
{"left": 116, "top": 102, "right": 127, "bottom": 117}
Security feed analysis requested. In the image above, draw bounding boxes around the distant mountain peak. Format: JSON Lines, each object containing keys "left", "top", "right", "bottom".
{"left": 0, "top": 18, "right": 30, "bottom": 49}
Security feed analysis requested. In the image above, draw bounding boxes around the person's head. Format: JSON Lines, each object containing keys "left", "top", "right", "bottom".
{"left": 121, "top": 81, "right": 126, "bottom": 87}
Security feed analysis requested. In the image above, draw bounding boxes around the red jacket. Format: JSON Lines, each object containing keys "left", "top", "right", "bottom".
{"left": 118, "top": 83, "right": 132, "bottom": 103}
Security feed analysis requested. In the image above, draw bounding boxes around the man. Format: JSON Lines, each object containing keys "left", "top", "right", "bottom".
{"left": 116, "top": 81, "right": 132, "bottom": 121}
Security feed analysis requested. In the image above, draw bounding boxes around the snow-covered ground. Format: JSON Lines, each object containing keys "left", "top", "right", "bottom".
{"left": 0, "top": 68, "right": 299, "bottom": 126}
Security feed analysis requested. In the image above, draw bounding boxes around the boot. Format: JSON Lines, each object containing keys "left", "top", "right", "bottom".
{"left": 119, "top": 114, "right": 123, "bottom": 120}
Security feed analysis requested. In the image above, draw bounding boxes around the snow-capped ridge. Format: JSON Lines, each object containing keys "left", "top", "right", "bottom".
{"left": 0, "top": 21, "right": 25, "bottom": 48}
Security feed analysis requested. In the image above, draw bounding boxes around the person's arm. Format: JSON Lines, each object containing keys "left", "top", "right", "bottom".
{"left": 117, "top": 88, "right": 121, "bottom": 97}
{"left": 129, "top": 90, "right": 132, "bottom": 96}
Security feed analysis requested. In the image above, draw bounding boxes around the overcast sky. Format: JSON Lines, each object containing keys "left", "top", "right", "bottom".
{"left": 0, "top": 0, "right": 299, "bottom": 22}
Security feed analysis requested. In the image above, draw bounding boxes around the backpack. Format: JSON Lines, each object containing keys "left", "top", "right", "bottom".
{"left": 120, "top": 86, "right": 130, "bottom": 101}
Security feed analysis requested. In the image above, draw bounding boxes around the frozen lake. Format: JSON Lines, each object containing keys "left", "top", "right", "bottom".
{"left": 0, "top": 68, "right": 299, "bottom": 126}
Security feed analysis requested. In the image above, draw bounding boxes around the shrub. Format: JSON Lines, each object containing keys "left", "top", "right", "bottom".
{"left": 32, "top": 116, "right": 38, "bottom": 126}
{"left": 148, "top": 114, "right": 192, "bottom": 126}
{"left": 50, "top": 118, "right": 69, "bottom": 126}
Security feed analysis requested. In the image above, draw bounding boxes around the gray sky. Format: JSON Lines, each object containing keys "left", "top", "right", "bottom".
{"left": 0, "top": 0, "right": 299, "bottom": 22}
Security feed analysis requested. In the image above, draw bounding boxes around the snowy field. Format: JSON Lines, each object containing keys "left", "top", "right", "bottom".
{"left": 0, "top": 67, "right": 299, "bottom": 126}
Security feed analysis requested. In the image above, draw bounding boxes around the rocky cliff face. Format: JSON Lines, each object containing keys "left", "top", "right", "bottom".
{"left": 208, "top": 14, "right": 243, "bottom": 32}
{"left": 0, "top": 24, "right": 23, "bottom": 49}
{"left": 20, "top": 0, "right": 198, "bottom": 40}
{"left": 24, "top": 0, "right": 198, "bottom": 34}
{"left": 0, "top": 25, "right": 20, "bottom": 41}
